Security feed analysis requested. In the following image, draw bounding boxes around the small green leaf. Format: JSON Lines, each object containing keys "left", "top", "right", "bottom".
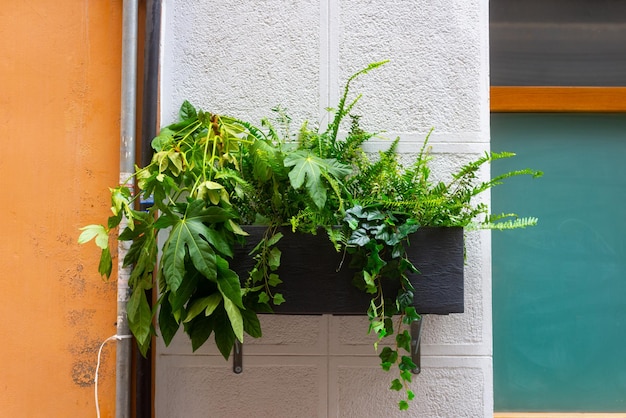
{"left": 396, "top": 330, "right": 411, "bottom": 352}
{"left": 272, "top": 293, "right": 286, "bottom": 306}
{"left": 268, "top": 247, "right": 281, "bottom": 271}
{"left": 400, "top": 356, "right": 417, "bottom": 373}
{"left": 267, "top": 273, "right": 282, "bottom": 287}
{"left": 390, "top": 379, "right": 403, "bottom": 391}
{"left": 402, "top": 307, "right": 420, "bottom": 324}
{"left": 400, "top": 369, "right": 413, "bottom": 383}
{"left": 381, "top": 361, "right": 392, "bottom": 371}
{"left": 407, "top": 390, "right": 415, "bottom": 401}
{"left": 379, "top": 347, "right": 398, "bottom": 364}
{"left": 398, "top": 400, "right": 409, "bottom": 411}
{"left": 258, "top": 292, "right": 270, "bottom": 304}
{"left": 266, "top": 232, "right": 283, "bottom": 247}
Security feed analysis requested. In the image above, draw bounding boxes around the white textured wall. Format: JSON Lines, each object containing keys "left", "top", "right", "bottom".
{"left": 158, "top": 1, "right": 492, "bottom": 416}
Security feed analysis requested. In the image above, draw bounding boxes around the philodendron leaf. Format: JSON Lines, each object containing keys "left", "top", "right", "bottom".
{"left": 284, "top": 150, "right": 351, "bottom": 208}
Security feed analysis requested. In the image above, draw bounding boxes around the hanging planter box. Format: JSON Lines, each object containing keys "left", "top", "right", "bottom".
{"left": 231, "top": 226, "right": 464, "bottom": 315}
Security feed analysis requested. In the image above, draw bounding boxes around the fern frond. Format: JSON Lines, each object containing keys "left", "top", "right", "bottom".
{"left": 473, "top": 217, "right": 539, "bottom": 231}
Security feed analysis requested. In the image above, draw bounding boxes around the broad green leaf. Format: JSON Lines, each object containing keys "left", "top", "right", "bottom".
{"left": 227, "top": 219, "right": 249, "bottom": 236}
{"left": 203, "top": 228, "right": 233, "bottom": 258}
{"left": 250, "top": 139, "right": 278, "bottom": 182}
{"left": 127, "top": 231, "right": 157, "bottom": 285}
{"left": 266, "top": 232, "right": 283, "bottom": 247}
{"left": 127, "top": 288, "right": 153, "bottom": 348}
{"left": 204, "top": 293, "right": 223, "bottom": 316}
{"left": 215, "top": 256, "right": 244, "bottom": 308}
{"left": 284, "top": 150, "right": 351, "bottom": 208}
{"left": 196, "top": 181, "right": 225, "bottom": 204}
{"left": 161, "top": 201, "right": 224, "bottom": 291}
{"left": 223, "top": 298, "right": 244, "bottom": 342}
{"left": 158, "top": 294, "right": 179, "bottom": 346}
{"left": 167, "top": 151, "right": 183, "bottom": 176}
{"left": 213, "top": 309, "right": 236, "bottom": 359}
{"left": 168, "top": 269, "right": 200, "bottom": 313}
{"left": 98, "top": 248, "right": 112, "bottom": 278}
{"left": 78, "top": 225, "right": 109, "bottom": 250}
{"left": 151, "top": 127, "right": 174, "bottom": 152}
{"left": 407, "top": 390, "right": 415, "bottom": 401}
{"left": 186, "top": 314, "right": 214, "bottom": 352}
{"left": 398, "top": 400, "right": 409, "bottom": 411}
{"left": 184, "top": 293, "right": 222, "bottom": 323}
{"left": 179, "top": 100, "right": 197, "bottom": 120}
{"left": 241, "top": 308, "right": 262, "bottom": 338}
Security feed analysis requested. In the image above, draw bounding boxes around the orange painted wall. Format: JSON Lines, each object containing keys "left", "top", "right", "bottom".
{"left": 0, "top": 1, "right": 122, "bottom": 416}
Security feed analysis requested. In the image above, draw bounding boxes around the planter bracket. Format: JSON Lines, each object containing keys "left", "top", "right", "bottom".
{"left": 410, "top": 317, "right": 423, "bottom": 374}
{"left": 233, "top": 339, "right": 243, "bottom": 374}
{"left": 232, "top": 316, "right": 423, "bottom": 375}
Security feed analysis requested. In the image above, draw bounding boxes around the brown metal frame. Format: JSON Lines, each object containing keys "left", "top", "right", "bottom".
{"left": 491, "top": 87, "right": 626, "bottom": 113}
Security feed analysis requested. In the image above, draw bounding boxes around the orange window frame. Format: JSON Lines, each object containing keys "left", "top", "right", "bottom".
{"left": 491, "top": 87, "right": 626, "bottom": 113}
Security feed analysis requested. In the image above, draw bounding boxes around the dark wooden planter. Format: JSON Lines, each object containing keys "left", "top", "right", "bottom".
{"left": 231, "top": 226, "right": 464, "bottom": 315}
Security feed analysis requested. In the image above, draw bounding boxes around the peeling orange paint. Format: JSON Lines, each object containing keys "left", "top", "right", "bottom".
{"left": 0, "top": 1, "right": 123, "bottom": 417}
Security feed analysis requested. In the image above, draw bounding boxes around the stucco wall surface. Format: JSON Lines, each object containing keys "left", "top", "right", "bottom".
{"left": 158, "top": 0, "right": 491, "bottom": 416}
{"left": 0, "top": 1, "right": 122, "bottom": 416}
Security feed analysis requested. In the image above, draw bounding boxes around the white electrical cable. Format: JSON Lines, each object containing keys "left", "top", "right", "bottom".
{"left": 95, "top": 334, "right": 133, "bottom": 418}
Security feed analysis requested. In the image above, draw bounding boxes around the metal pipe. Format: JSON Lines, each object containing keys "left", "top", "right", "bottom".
{"left": 117, "top": 0, "right": 139, "bottom": 417}
{"left": 136, "top": 0, "right": 163, "bottom": 416}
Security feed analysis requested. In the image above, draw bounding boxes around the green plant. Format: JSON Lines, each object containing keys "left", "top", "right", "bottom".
{"left": 79, "top": 61, "right": 541, "bottom": 410}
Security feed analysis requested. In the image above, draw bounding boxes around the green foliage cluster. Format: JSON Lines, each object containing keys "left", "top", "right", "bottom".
{"left": 79, "top": 61, "right": 541, "bottom": 410}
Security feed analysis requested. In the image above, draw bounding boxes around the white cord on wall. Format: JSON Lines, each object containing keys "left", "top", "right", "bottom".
{"left": 95, "top": 334, "right": 133, "bottom": 418}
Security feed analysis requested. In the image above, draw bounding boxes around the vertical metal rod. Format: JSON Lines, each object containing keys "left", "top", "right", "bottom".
{"left": 410, "top": 317, "right": 423, "bottom": 374}
{"left": 233, "top": 340, "right": 243, "bottom": 374}
{"left": 117, "top": 1, "right": 138, "bottom": 417}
